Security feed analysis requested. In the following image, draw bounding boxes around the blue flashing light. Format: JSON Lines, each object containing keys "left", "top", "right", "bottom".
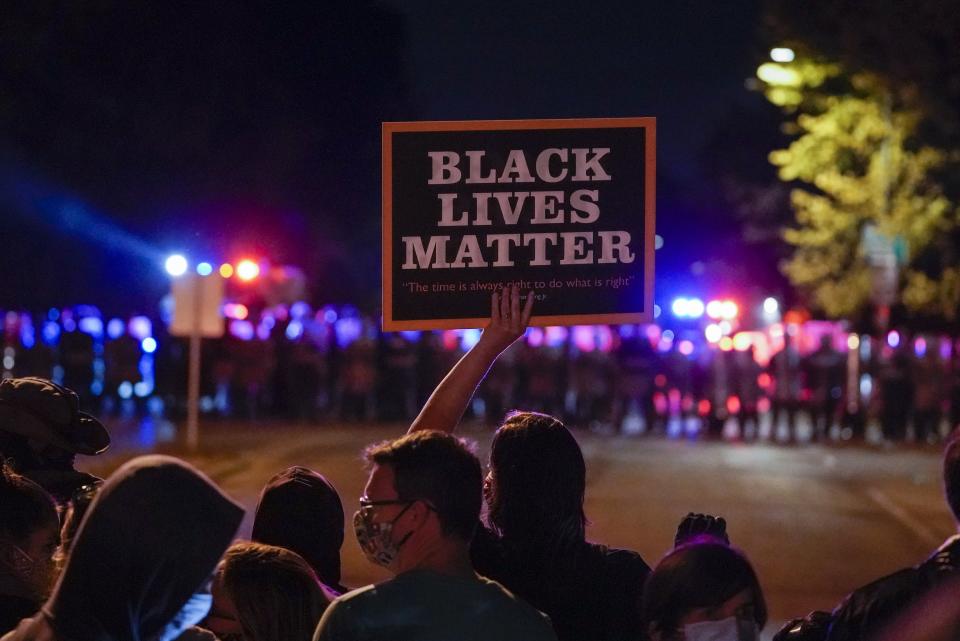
{"left": 462, "top": 328, "right": 482, "bottom": 350}
{"left": 48, "top": 308, "right": 60, "bottom": 321}
{"left": 887, "top": 330, "right": 901, "bottom": 349}
{"left": 78, "top": 316, "right": 103, "bottom": 337}
{"left": 128, "top": 316, "right": 152, "bottom": 341}
{"left": 291, "top": 301, "right": 311, "bottom": 320}
{"left": 672, "top": 298, "right": 689, "bottom": 317}
{"left": 42, "top": 322, "right": 61, "bottom": 346}
{"left": 196, "top": 262, "right": 214, "bottom": 276}
{"left": 285, "top": 320, "right": 304, "bottom": 341}
{"left": 118, "top": 381, "right": 134, "bottom": 400}
{"left": 107, "top": 318, "right": 125, "bottom": 339}
{"left": 141, "top": 337, "right": 158, "bottom": 353}
{"left": 256, "top": 322, "right": 272, "bottom": 341}
{"left": 21, "top": 325, "right": 36, "bottom": 350}
{"left": 545, "top": 326, "right": 569, "bottom": 348}
{"left": 229, "top": 320, "right": 255, "bottom": 341}
{"left": 334, "top": 317, "right": 362, "bottom": 348}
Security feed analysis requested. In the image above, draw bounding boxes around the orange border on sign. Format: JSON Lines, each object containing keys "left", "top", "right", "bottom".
{"left": 382, "top": 117, "right": 656, "bottom": 331}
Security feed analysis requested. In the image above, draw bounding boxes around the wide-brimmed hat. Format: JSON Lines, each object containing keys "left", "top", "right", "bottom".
{"left": 0, "top": 377, "right": 110, "bottom": 455}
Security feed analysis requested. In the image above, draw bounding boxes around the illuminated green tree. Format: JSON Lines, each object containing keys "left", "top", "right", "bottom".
{"left": 757, "top": 55, "right": 959, "bottom": 319}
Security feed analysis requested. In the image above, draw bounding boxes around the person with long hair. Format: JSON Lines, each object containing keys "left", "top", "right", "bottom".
{"left": 218, "top": 542, "right": 331, "bottom": 641}
{"left": 409, "top": 285, "right": 651, "bottom": 641}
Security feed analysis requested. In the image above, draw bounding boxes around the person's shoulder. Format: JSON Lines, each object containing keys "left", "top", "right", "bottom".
{"left": 828, "top": 566, "right": 925, "bottom": 641}
{"left": 313, "top": 584, "right": 383, "bottom": 641}
{"left": 586, "top": 542, "right": 652, "bottom": 577}
{"left": 328, "top": 582, "right": 381, "bottom": 608}
{"left": 474, "top": 576, "right": 557, "bottom": 638}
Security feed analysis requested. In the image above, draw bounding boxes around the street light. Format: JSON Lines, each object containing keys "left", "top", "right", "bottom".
{"left": 165, "top": 254, "right": 188, "bottom": 277}
{"left": 770, "top": 47, "right": 795, "bottom": 63}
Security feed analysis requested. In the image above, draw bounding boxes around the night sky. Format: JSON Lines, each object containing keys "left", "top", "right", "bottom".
{"left": 0, "top": 1, "right": 781, "bottom": 316}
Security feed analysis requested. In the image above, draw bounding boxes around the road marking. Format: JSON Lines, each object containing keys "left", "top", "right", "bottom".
{"left": 866, "top": 487, "right": 941, "bottom": 548}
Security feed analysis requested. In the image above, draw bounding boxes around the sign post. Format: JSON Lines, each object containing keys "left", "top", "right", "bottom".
{"left": 382, "top": 117, "right": 655, "bottom": 330}
{"left": 170, "top": 273, "right": 224, "bottom": 451}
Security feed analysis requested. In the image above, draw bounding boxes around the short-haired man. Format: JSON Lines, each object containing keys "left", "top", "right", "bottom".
{"left": 313, "top": 430, "right": 557, "bottom": 641}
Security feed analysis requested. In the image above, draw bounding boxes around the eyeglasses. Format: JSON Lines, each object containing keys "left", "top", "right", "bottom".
{"left": 358, "top": 497, "right": 437, "bottom": 515}
{"left": 358, "top": 497, "right": 412, "bottom": 513}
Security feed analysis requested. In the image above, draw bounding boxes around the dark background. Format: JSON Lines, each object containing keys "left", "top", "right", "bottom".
{"left": 0, "top": 0, "right": 779, "bottom": 316}
{"left": 389, "top": 125, "right": 649, "bottom": 323}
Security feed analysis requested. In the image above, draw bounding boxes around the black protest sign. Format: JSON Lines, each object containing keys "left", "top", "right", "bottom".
{"left": 382, "top": 118, "right": 655, "bottom": 330}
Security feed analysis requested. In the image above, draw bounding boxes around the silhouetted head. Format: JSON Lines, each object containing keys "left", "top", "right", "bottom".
{"left": 643, "top": 539, "right": 767, "bottom": 641}
{"left": 486, "top": 411, "right": 586, "bottom": 548}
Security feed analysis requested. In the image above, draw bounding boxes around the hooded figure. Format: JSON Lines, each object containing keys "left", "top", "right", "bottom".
{"left": 250, "top": 467, "right": 346, "bottom": 594}
{"left": 2, "top": 455, "right": 243, "bottom": 641}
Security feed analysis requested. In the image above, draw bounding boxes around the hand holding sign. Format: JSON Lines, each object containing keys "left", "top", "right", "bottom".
{"left": 479, "top": 285, "right": 535, "bottom": 355}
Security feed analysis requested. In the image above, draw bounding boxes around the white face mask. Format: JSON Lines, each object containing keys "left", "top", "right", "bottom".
{"left": 683, "top": 616, "right": 759, "bottom": 641}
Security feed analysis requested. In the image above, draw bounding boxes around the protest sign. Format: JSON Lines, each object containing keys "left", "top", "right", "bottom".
{"left": 383, "top": 117, "right": 655, "bottom": 330}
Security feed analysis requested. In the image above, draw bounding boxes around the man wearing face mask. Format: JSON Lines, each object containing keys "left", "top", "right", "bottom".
{"left": 313, "top": 430, "right": 557, "bottom": 641}
{"left": 0, "top": 466, "right": 59, "bottom": 634}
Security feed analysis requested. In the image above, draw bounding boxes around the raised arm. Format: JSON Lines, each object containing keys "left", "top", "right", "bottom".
{"left": 408, "top": 285, "right": 534, "bottom": 434}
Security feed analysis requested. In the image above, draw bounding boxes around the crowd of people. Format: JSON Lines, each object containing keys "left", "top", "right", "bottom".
{"left": 6, "top": 305, "right": 960, "bottom": 446}
{"left": 1, "top": 287, "right": 959, "bottom": 641}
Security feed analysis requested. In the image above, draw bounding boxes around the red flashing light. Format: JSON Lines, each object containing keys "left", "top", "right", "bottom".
{"left": 236, "top": 259, "right": 260, "bottom": 282}
{"left": 726, "top": 396, "right": 741, "bottom": 414}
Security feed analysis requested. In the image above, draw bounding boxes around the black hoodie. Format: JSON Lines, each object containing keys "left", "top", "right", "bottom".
{"left": 251, "top": 466, "right": 346, "bottom": 595}
{"left": 3, "top": 455, "right": 243, "bottom": 641}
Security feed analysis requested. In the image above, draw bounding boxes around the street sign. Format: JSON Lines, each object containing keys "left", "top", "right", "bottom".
{"left": 170, "top": 273, "right": 225, "bottom": 338}
{"left": 382, "top": 117, "right": 656, "bottom": 330}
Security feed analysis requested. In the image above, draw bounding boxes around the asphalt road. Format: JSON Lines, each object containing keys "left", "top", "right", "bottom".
{"left": 81, "top": 419, "right": 956, "bottom": 636}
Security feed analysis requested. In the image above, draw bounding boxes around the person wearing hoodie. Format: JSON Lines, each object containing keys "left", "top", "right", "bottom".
{"left": 1, "top": 455, "right": 243, "bottom": 641}
{"left": 250, "top": 467, "right": 348, "bottom": 595}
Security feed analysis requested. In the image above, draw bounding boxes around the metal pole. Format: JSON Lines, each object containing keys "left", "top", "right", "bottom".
{"left": 186, "top": 274, "right": 202, "bottom": 451}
